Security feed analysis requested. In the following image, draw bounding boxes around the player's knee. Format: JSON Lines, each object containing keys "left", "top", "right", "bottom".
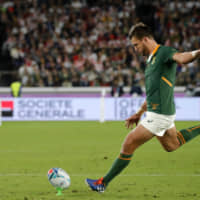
{"left": 165, "top": 147, "right": 174, "bottom": 152}
{"left": 121, "top": 138, "right": 139, "bottom": 154}
{"left": 163, "top": 145, "right": 176, "bottom": 152}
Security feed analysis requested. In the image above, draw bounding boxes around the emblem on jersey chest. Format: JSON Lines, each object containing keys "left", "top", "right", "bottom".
{"left": 151, "top": 57, "right": 156, "bottom": 64}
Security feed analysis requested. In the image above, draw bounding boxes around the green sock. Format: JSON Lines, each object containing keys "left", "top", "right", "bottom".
{"left": 177, "top": 125, "right": 200, "bottom": 145}
{"left": 103, "top": 153, "right": 133, "bottom": 185}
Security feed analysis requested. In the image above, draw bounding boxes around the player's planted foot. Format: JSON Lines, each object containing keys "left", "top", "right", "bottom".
{"left": 85, "top": 177, "right": 106, "bottom": 193}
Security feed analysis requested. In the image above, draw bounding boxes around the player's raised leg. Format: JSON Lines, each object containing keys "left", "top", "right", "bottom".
{"left": 177, "top": 124, "right": 200, "bottom": 145}
{"left": 157, "top": 126, "right": 180, "bottom": 152}
{"left": 85, "top": 124, "right": 154, "bottom": 192}
{"left": 157, "top": 124, "right": 200, "bottom": 152}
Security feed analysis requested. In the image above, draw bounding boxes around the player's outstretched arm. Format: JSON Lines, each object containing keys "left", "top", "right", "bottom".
{"left": 125, "top": 101, "right": 147, "bottom": 129}
{"left": 173, "top": 49, "right": 200, "bottom": 64}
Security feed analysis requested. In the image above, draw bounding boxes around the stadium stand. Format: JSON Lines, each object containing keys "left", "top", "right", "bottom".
{"left": 0, "top": 0, "right": 199, "bottom": 91}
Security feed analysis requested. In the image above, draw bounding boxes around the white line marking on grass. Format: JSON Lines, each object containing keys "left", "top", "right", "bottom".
{"left": 0, "top": 173, "right": 200, "bottom": 177}
{"left": 0, "top": 173, "right": 44, "bottom": 177}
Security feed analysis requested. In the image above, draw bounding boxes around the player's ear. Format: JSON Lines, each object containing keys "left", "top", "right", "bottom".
{"left": 143, "top": 37, "right": 148, "bottom": 42}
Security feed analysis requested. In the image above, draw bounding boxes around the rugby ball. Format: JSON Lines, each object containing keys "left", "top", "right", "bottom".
{"left": 47, "top": 168, "right": 70, "bottom": 189}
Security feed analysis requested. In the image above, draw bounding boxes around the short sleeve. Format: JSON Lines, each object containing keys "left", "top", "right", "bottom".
{"left": 163, "top": 46, "right": 178, "bottom": 63}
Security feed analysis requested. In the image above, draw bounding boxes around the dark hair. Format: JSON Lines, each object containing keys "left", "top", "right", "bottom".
{"left": 128, "top": 22, "right": 154, "bottom": 40}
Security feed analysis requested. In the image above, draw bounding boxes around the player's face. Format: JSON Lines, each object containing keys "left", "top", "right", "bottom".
{"left": 131, "top": 37, "right": 148, "bottom": 56}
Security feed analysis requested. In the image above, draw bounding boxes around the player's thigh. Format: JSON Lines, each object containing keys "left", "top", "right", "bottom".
{"left": 157, "top": 126, "right": 180, "bottom": 151}
{"left": 121, "top": 124, "right": 154, "bottom": 154}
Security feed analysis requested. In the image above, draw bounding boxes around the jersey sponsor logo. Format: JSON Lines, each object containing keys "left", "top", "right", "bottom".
{"left": 147, "top": 119, "right": 153, "bottom": 123}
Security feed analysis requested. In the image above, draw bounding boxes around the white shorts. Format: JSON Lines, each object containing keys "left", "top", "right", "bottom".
{"left": 140, "top": 111, "right": 176, "bottom": 136}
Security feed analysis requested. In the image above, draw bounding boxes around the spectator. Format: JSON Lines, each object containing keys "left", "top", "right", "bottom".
{"left": 111, "top": 75, "right": 124, "bottom": 97}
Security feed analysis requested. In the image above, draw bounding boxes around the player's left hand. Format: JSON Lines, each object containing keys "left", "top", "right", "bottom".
{"left": 125, "top": 114, "right": 141, "bottom": 129}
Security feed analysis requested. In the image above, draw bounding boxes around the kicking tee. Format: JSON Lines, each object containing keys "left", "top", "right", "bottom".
{"left": 145, "top": 45, "right": 177, "bottom": 115}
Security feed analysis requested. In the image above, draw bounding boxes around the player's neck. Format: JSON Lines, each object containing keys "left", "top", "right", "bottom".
{"left": 147, "top": 40, "right": 159, "bottom": 56}
{"left": 146, "top": 40, "right": 160, "bottom": 63}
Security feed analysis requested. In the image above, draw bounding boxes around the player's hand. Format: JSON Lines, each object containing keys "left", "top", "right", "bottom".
{"left": 125, "top": 113, "right": 141, "bottom": 129}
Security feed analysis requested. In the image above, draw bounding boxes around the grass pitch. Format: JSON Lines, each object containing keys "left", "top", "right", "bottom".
{"left": 0, "top": 121, "right": 200, "bottom": 200}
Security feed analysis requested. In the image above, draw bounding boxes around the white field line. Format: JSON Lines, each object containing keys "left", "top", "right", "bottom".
{"left": 0, "top": 173, "right": 200, "bottom": 177}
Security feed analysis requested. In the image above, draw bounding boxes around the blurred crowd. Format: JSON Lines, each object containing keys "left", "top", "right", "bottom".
{"left": 0, "top": 0, "right": 200, "bottom": 94}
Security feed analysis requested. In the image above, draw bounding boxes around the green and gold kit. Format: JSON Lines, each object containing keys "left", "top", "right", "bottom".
{"left": 145, "top": 45, "right": 178, "bottom": 115}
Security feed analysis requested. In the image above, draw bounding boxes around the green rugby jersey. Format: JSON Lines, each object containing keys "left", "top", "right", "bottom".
{"left": 145, "top": 45, "right": 177, "bottom": 115}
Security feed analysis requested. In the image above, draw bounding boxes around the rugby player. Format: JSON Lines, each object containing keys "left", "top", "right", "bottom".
{"left": 86, "top": 22, "right": 200, "bottom": 192}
